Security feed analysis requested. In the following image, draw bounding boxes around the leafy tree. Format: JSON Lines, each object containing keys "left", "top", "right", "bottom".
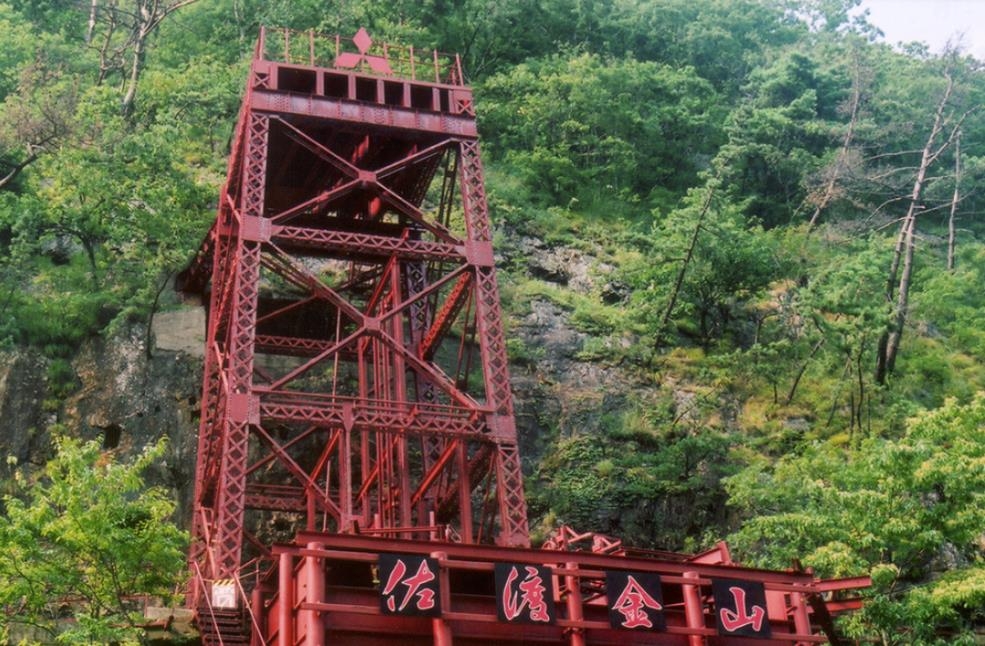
{"left": 0, "top": 436, "right": 188, "bottom": 644}
{"left": 912, "top": 247, "right": 985, "bottom": 360}
{"left": 1, "top": 78, "right": 212, "bottom": 351}
{"left": 793, "top": 235, "right": 891, "bottom": 434}
{"left": 726, "top": 394, "right": 985, "bottom": 643}
{"left": 480, "top": 51, "right": 721, "bottom": 210}
{"left": 78, "top": 0, "right": 202, "bottom": 116}
{"left": 0, "top": 6, "right": 81, "bottom": 191}
{"left": 626, "top": 187, "right": 781, "bottom": 349}
{"left": 0, "top": 3, "right": 40, "bottom": 99}
{"left": 599, "top": 0, "right": 802, "bottom": 96}
{"left": 713, "top": 51, "right": 839, "bottom": 227}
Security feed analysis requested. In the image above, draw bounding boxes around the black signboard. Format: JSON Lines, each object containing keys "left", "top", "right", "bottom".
{"left": 605, "top": 571, "right": 666, "bottom": 631}
{"left": 378, "top": 554, "right": 441, "bottom": 617}
{"left": 712, "top": 578, "right": 771, "bottom": 638}
{"left": 494, "top": 563, "right": 556, "bottom": 624}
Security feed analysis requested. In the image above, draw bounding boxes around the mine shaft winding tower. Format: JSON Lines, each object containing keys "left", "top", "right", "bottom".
{"left": 179, "top": 27, "right": 867, "bottom": 645}
{"left": 180, "top": 25, "right": 527, "bottom": 589}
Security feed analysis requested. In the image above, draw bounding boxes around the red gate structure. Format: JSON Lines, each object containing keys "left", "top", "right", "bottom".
{"left": 179, "top": 28, "right": 867, "bottom": 645}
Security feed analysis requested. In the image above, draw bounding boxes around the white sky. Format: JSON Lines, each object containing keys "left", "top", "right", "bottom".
{"left": 857, "top": 0, "right": 985, "bottom": 60}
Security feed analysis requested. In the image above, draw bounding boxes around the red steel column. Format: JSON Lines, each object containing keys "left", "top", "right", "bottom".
{"left": 458, "top": 139, "right": 529, "bottom": 547}
{"left": 188, "top": 209, "right": 236, "bottom": 598}
{"left": 564, "top": 562, "right": 586, "bottom": 646}
{"left": 683, "top": 571, "right": 706, "bottom": 646}
{"left": 250, "top": 586, "right": 265, "bottom": 646}
{"left": 791, "top": 587, "right": 812, "bottom": 644}
{"left": 302, "top": 542, "right": 325, "bottom": 646}
{"left": 432, "top": 551, "right": 453, "bottom": 646}
{"left": 212, "top": 110, "right": 267, "bottom": 583}
{"left": 278, "top": 552, "right": 294, "bottom": 646}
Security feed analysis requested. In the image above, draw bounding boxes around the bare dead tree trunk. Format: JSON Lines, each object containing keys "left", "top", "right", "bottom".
{"left": 86, "top": 0, "right": 100, "bottom": 45}
{"left": 785, "top": 335, "right": 825, "bottom": 405}
{"left": 807, "top": 46, "right": 865, "bottom": 232}
{"left": 876, "top": 67, "right": 966, "bottom": 383}
{"left": 653, "top": 187, "right": 715, "bottom": 350}
{"left": 947, "top": 130, "right": 961, "bottom": 271}
{"left": 93, "top": 4, "right": 119, "bottom": 86}
{"left": 0, "top": 153, "right": 39, "bottom": 190}
{"left": 88, "top": 0, "right": 200, "bottom": 115}
{"left": 121, "top": 18, "right": 149, "bottom": 117}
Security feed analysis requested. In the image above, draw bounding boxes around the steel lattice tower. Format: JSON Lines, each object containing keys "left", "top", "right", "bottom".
{"left": 179, "top": 27, "right": 528, "bottom": 608}
{"left": 178, "top": 29, "right": 870, "bottom": 646}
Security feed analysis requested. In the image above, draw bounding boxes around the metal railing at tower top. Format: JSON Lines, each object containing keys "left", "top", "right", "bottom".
{"left": 256, "top": 26, "right": 467, "bottom": 86}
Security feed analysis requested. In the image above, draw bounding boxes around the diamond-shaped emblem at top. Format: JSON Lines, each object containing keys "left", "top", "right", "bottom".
{"left": 335, "top": 28, "right": 393, "bottom": 75}
{"left": 353, "top": 27, "right": 373, "bottom": 55}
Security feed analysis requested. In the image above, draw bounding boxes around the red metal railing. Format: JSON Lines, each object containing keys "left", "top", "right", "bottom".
{"left": 257, "top": 26, "right": 466, "bottom": 86}
{"left": 258, "top": 532, "right": 869, "bottom": 645}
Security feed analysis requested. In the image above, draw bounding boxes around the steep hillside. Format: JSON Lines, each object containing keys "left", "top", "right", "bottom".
{"left": 0, "top": 0, "right": 983, "bottom": 642}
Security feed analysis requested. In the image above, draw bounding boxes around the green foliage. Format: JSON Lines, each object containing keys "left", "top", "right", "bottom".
{"left": 598, "top": 0, "right": 802, "bottom": 95}
{"left": 0, "top": 436, "right": 188, "bottom": 643}
{"left": 0, "top": 0, "right": 226, "bottom": 357}
{"left": 912, "top": 248, "right": 985, "bottom": 360}
{"left": 479, "top": 52, "right": 721, "bottom": 211}
{"left": 726, "top": 394, "right": 985, "bottom": 642}
{"left": 533, "top": 401, "right": 735, "bottom": 549}
{"left": 2, "top": 2, "right": 985, "bottom": 642}
{"left": 0, "top": 3, "right": 37, "bottom": 98}
{"left": 625, "top": 189, "right": 782, "bottom": 348}
{"left": 713, "top": 51, "right": 839, "bottom": 227}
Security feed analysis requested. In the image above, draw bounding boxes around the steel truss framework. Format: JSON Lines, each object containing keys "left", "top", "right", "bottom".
{"left": 180, "top": 28, "right": 869, "bottom": 645}
{"left": 180, "top": 28, "right": 529, "bottom": 610}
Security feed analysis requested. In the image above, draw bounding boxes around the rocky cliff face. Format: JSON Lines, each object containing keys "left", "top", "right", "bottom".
{"left": 0, "top": 349, "right": 52, "bottom": 478}
{"left": 505, "top": 232, "right": 640, "bottom": 447}
{"left": 0, "top": 309, "right": 205, "bottom": 523}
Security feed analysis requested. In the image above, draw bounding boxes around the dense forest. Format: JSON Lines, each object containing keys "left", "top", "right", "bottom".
{"left": 0, "top": 0, "right": 983, "bottom": 643}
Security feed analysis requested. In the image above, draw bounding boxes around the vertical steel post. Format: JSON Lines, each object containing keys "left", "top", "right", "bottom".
{"left": 278, "top": 552, "right": 294, "bottom": 646}
{"left": 564, "top": 562, "right": 586, "bottom": 646}
{"left": 456, "top": 442, "right": 473, "bottom": 542}
{"left": 302, "top": 542, "right": 325, "bottom": 646}
{"left": 683, "top": 571, "right": 706, "bottom": 646}
{"left": 458, "top": 139, "right": 529, "bottom": 547}
{"left": 791, "top": 588, "right": 812, "bottom": 643}
{"left": 250, "top": 586, "right": 265, "bottom": 646}
{"left": 431, "top": 551, "right": 453, "bottom": 646}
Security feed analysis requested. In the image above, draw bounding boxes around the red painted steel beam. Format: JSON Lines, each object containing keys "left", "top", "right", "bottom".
{"left": 420, "top": 272, "right": 472, "bottom": 361}
{"left": 272, "top": 227, "right": 465, "bottom": 262}
{"left": 409, "top": 439, "right": 460, "bottom": 507}
{"left": 288, "top": 533, "right": 822, "bottom": 585}
{"left": 250, "top": 87, "right": 478, "bottom": 138}
{"left": 255, "top": 395, "right": 489, "bottom": 437}
{"left": 814, "top": 576, "right": 873, "bottom": 593}
{"left": 252, "top": 424, "right": 342, "bottom": 519}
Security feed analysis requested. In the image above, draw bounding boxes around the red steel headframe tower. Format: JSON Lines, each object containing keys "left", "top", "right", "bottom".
{"left": 179, "top": 28, "right": 871, "bottom": 646}
{"left": 179, "top": 26, "right": 528, "bottom": 608}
